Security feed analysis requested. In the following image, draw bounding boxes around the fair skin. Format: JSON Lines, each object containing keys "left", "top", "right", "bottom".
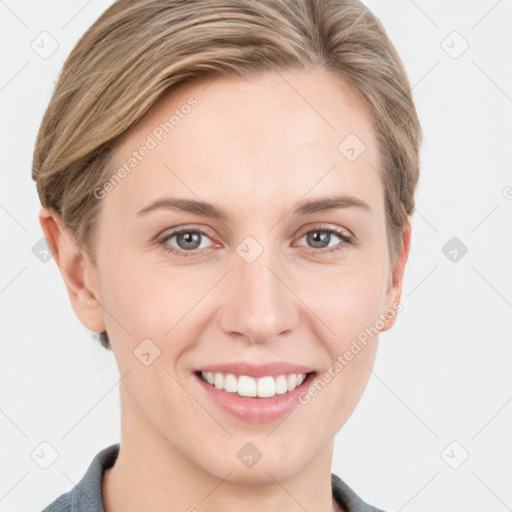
{"left": 40, "top": 68, "right": 410, "bottom": 512}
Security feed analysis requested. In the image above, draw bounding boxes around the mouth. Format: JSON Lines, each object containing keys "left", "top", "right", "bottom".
{"left": 194, "top": 370, "right": 316, "bottom": 398}
{"left": 192, "top": 370, "right": 318, "bottom": 423}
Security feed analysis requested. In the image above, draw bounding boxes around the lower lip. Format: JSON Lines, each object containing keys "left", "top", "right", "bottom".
{"left": 193, "top": 372, "right": 316, "bottom": 423}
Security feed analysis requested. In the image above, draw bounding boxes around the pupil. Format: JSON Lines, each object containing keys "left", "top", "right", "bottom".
{"left": 179, "top": 231, "right": 200, "bottom": 250}
{"left": 308, "top": 231, "right": 329, "bottom": 249}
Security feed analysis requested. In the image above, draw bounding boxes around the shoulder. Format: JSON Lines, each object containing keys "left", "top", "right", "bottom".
{"left": 39, "top": 443, "right": 120, "bottom": 512}
{"left": 331, "top": 473, "right": 389, "bottom": 512}
{"left": 40, "top": 492, "right": 72, "bottom": 512}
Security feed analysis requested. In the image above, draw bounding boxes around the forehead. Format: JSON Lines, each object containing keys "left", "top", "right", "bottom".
{"left": 106, "top": 69, "right": 382, "bottom": 218}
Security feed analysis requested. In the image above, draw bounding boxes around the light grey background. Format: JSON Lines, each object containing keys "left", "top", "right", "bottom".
{"left": 1, "top": 1, "right": 511, "bottom": 511}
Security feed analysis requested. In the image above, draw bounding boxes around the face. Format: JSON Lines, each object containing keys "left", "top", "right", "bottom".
{"left": 46, "top": 68, "right": 408, "bottom": 483}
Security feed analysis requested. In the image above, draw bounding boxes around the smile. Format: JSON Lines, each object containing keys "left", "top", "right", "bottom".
{"left": 193, "top": 370, "right": 317, "bottom": 423}
{"left": 199, "top": 371, "right": 308, "bottom": 398}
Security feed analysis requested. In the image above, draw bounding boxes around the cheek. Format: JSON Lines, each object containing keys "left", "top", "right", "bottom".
{"left": 298, "top": 272, "right": 382, "bottom": 428}
{"left": 298, "top": 263, "right": 386, "bottom": 345}
{"left": 294, "top": 265, "right": 383, "bottom": 412}
{"left": 96, "top": 254, "right": 188, "bottom": 362}
{"left": 100, "top": 252, "right": 195, "bottom": 328}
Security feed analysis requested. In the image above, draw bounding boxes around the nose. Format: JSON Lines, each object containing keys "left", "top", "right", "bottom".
{"left": 217, "top": 249, "right": 300, "bottom": 345}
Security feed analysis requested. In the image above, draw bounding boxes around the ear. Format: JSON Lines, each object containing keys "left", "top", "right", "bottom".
{"left": 38, "top": 206, "right": 106, "bottom": 334}
{"left": 379, "top": 221, "right": 411, "bottom": 332}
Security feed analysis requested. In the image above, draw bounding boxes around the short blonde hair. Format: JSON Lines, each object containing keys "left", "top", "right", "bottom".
{"left": 32, "top": 0, "right": 422, "bottom": 350}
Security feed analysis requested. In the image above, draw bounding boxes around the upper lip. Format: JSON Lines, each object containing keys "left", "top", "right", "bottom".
{"left": 195, "top": 361, "right": 316, "bottom": 378}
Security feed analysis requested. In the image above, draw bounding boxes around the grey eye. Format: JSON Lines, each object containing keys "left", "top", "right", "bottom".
{"left": 304, "top": 230, "right": 336, "bottom": 249}
{"left": 174, "top": 231, "right": 203, "bottom": 250}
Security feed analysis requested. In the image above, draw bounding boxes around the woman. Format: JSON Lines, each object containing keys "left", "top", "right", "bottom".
{"left": 32, "top": 0, "right": 422, "bottom": 510}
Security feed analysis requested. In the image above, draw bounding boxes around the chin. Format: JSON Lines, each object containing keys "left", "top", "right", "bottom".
{"left": 200, "top": 442, "right": 307, "bottom": 485}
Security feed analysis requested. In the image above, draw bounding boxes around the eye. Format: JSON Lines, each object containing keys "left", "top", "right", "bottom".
{"left": 294, "top": 225, "right": 354, "bottom": 256}
{"left": 157, "top": 224, "right": 354, "bottom": 258}
{"left": 158, "top": 227, "right": 215, "bottom": 257}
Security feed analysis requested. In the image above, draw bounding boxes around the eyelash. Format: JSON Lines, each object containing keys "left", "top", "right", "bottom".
{"left": 157, "top": 225, "right": 354, "bottom": 258}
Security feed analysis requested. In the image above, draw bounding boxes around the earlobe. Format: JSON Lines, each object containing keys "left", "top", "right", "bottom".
{"left": 38, "top": 206, "right": 106, "bottom": 334}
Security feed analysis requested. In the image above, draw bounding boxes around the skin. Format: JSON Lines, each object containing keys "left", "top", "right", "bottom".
{"left": 40, "top": 68, "right": 410, "bottom": 512}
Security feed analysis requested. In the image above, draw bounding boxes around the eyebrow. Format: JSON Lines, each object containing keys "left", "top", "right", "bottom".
{"left": 136, "top": 194, "right": 371, "bottom": 220}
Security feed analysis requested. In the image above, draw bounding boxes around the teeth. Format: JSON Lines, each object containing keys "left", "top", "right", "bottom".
{"left": 200, "top": 371, "right": 308, "bottom": 398}
{"left": 239, "top": 375, "right": 257, "bottom": 397}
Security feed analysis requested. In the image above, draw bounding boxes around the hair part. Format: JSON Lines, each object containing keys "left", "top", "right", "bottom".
{"left": 32, "top": 0, "right": 422, "bottom": 350}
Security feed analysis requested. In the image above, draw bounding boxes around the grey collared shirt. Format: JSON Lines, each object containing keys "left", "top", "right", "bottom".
{"left": 41, "top": 444, "right": 386, "bottom": 512}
